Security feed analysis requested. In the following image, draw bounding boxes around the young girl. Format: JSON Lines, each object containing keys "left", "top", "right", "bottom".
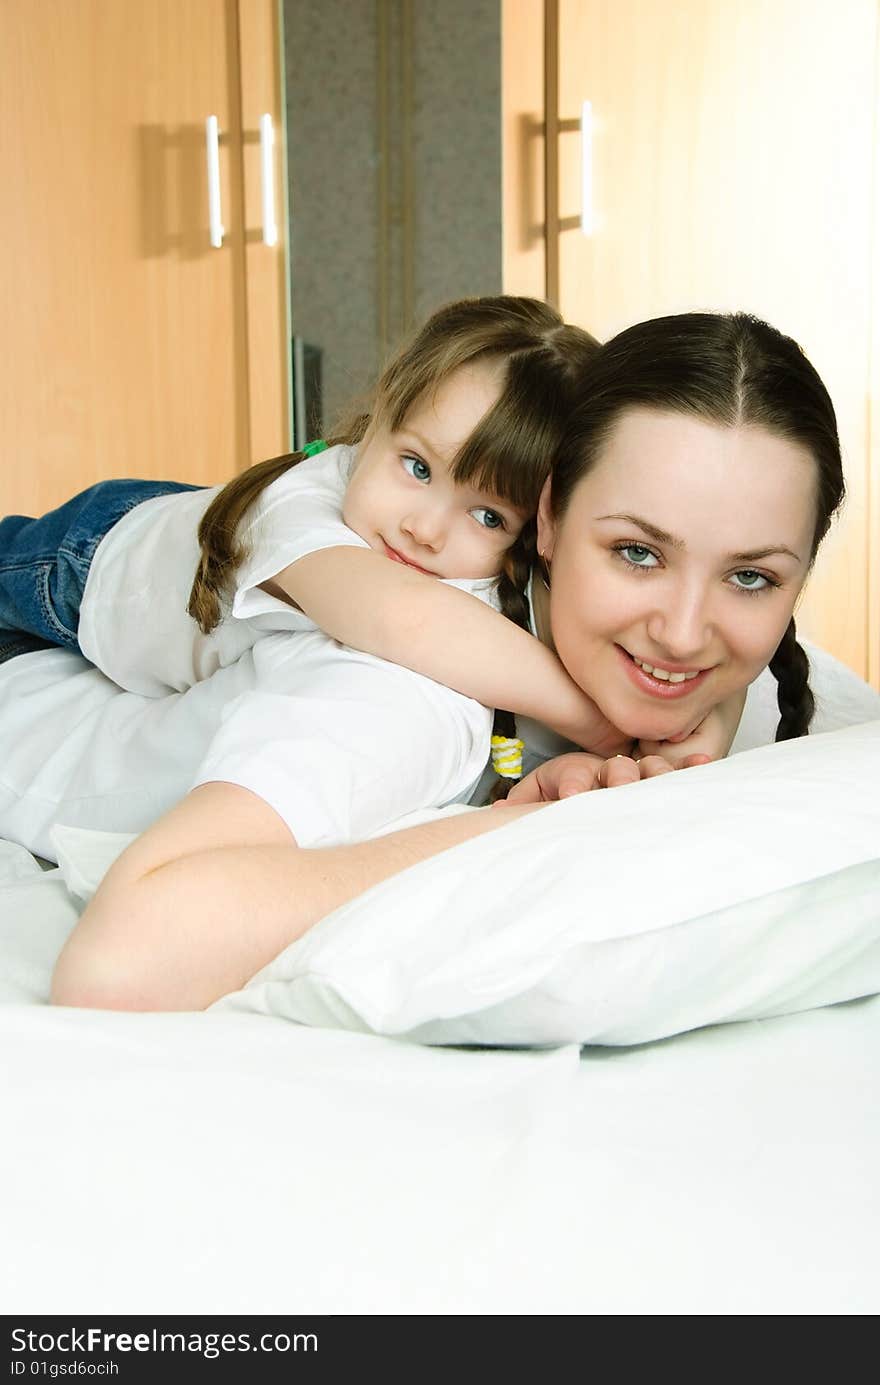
{"left": 0, "top": 295, "right": 740, "bottom": 791}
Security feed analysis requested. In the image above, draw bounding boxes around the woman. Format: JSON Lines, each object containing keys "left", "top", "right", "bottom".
{"left": 41, "top": 310, "right": 844, "bottom": 1008}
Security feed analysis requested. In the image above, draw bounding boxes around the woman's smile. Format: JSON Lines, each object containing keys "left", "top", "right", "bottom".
{"left": 617, "top": 645, "right": 713, "bottom": 699}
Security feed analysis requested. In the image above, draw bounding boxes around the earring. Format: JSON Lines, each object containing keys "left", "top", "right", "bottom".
{"left": 538, "top": 548, "right": 552, "bottom": 591}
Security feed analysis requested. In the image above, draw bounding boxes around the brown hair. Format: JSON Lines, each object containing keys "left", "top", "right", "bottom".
{"left": 188, "top": 293, "right": 599, "bottom": 666}
{"left": 547, "top": 311, "right": 845, "bottom": 742}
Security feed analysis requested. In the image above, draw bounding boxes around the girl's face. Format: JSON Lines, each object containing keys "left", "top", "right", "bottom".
{"left": 344, "top": 362, "right": 527, "bottom": 580}
{"left": 537, "top": 408, "right": 818, "bottom": 741}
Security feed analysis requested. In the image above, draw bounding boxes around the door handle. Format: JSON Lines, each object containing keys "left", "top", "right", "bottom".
{"left": 205, "top": 115, "right": 224, "bottom": 248}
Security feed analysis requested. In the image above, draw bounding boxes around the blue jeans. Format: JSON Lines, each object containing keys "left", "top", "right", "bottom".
{"left": 0, "top": 479, "right": 203, "bottom": 665}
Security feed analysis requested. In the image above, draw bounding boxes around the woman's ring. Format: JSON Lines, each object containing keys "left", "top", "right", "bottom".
{"left": 598, "top": 753, "right": 640, "bottom": 786}
{"left": 597, "top": 753, "right": 629, "bottom": 788}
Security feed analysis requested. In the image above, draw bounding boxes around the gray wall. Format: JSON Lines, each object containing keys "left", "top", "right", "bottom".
{"left": 283, "top": 0, "right": 502, "bottom": 432}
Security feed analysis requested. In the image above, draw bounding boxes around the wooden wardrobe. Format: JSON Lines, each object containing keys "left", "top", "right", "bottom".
{"left": 503, "top": 0, "right": 880, "bottom": 687}
{"left": 2, "top": 0, "right": 290, "bottom": 517}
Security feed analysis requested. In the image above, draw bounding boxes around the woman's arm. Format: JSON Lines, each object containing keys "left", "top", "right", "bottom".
{"left": 268, "top": 547, "right": 628, "bottom": 757}
{"left": 50, "top": 782, "right": 541, "bottom": 1012}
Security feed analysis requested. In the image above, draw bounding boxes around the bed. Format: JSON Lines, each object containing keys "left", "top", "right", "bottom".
{"left": 2, "top": 644, "right": 879, "bottom": 1316}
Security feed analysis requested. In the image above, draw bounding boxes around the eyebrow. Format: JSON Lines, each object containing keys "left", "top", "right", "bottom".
{"left": 595, "top": 513, "right": 804, "bottom": 564}
{"left": 399, "top": 428, "right": 442, "bottom": 463}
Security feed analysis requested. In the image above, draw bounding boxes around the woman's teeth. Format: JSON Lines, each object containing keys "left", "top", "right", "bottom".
{"left": 633, "top": 657, "right": 701, "bottom": 684}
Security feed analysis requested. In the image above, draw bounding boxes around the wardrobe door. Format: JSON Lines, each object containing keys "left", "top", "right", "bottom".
{"left": 553, "top": 0, "right": 878, "bottom": 682}
{"left": 1, "top": 0, "right": 284, "bottom": 515}
{"left": 238, "top": 0, "right": 291, "bottom": 469}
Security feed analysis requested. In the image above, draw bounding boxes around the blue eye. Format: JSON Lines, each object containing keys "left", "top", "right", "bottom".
{"left": 730, "top": 569, "right": 772, "bottom": 593}
{"left": 402, "top": 455, "right": 431, "bottom": 483}
{"left": 616, "top": 543, "right": 659, "bottom": 569}
{"left": 471, "top": 507, "right": 504, "bottom": 531}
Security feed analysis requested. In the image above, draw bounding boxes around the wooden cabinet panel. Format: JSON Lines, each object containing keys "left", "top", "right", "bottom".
{"left": 551, "top": 0, "right": 878, "bottom": 682}
{"left": 1, "top": 0, "right": 289, "bottom": 516}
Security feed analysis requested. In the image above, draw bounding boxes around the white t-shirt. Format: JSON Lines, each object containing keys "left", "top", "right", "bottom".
{"left": 0, "top": 444, "right": 511, "bottom": 860}
{"left": 0, "top": 637, "right": 493, "bottom": 862}
{"left": 78, "top": 444, "right": 500, "bottom": 696}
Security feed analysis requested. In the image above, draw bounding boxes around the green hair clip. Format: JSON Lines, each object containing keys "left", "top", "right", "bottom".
{"left": 302, "top": 439, "right": 329, "bottom": 458}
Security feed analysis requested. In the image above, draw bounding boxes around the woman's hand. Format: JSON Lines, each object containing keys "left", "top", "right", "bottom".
{"left": 537, "top": 692, "right": 745, "bottom": 796}
{"left": 503, "top": 749, "right": 710, "bottom": 804}
{"left": 637, "top": 689, "right": 746, "bottom": 766}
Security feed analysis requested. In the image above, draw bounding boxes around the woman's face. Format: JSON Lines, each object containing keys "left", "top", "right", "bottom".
{"left": 537, "top": 407, "right": 818, "bottom": 741}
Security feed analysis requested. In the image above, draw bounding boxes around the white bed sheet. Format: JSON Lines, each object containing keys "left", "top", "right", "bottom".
{"left": 1, "top": 840, "right": 877, "bottom": 1315}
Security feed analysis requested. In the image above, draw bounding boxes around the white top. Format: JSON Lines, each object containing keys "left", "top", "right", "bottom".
{"left": 0, "top": 638, "right": 493, "bottom": 861}
{"left": 78, "top": 444, "right": 499, "bottom": 696}
{"left": 0, "top": 444, "right": 507, "bottom": 859}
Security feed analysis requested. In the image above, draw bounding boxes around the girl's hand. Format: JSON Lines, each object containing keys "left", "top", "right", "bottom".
{"left": 502, "top": 750, "right": 707, "bottom": 804}
{"left": 637, "top": 689, "right": 746, "bottom": 767}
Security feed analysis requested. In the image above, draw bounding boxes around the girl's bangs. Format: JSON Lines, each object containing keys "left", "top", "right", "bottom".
{"left": 450, "top": 385, "right": 556, "bottom": 510}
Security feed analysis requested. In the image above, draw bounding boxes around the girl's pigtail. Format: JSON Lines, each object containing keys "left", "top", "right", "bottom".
{"left": 488, "top": 523, "right": 538, "bottom": 800}
{"left": 188, "top": 452, "right": 302, "bottom": 634}
{"left": 768, "top": 616, "right": 814, "bottom": 741}
{"left": 188, "top": 439, "right": 344, "bottom": 635}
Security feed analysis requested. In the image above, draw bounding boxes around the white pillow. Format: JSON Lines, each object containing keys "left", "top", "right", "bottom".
{"left": 212, "top": 720, "right": 880, "bottom": 1045}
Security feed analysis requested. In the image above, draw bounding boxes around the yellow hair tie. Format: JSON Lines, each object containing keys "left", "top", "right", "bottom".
{"left": 491, "top": 734, "right": 524, "bottom": 779}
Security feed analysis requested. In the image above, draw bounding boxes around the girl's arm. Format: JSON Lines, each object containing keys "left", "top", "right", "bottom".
{"left": 50, "top": 782, "right": 541, "bottom": 1012}
{"left": 266, "top": 547, "right": 629, "bottom": 757}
